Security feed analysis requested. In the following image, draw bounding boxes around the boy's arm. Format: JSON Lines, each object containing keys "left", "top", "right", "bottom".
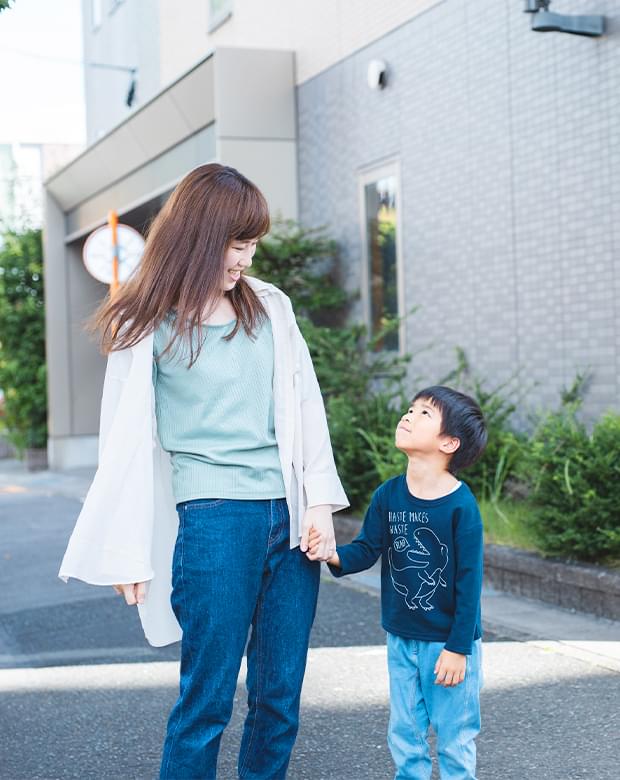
{"left": 444, "top": 505, "right": 484, "bottom": 655}
{"left": 326, "top": 550, "right": 341, "bottom": 568}
{"left": 327, "top": 490, "right": 384, "bottom": 577}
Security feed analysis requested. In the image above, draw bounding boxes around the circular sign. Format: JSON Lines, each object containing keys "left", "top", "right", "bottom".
{"left": 82, "top": 223, "right": 145, "bottom": 284}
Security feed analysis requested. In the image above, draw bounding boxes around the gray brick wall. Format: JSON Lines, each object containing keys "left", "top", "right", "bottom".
{"left": 297, "top": 0, "right": 620, "bottom": 422}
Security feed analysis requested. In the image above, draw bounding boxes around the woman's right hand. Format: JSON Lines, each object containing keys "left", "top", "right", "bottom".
{"left": 307, "top": 528, "right": 340, "bottom": 567}
{"left": 112, "top": 582, "right": 147, "bottom": 606}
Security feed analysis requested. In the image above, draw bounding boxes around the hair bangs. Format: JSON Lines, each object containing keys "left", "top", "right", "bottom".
{"left": 230, "top": 185, "right": 271, "bottom": 242}
{"left": 89, "top": 163, "right": 271, "bottom": 361}
{"left": 412, "top": 389, "right": 445, "bottom": 418}
{"left": 411, "top": 385, "right": 487, "bottom": 474}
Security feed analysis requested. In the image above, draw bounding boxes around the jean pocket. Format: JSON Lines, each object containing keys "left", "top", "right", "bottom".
{"left": 181, "top": 498, "right": 226, "bottom": 513}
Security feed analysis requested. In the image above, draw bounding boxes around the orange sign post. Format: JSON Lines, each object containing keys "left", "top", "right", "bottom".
{"left": 108, "top": 209, "right": 120, "bottom": 296}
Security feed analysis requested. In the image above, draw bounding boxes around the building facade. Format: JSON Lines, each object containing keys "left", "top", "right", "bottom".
{"left": 298, "top": 0, "right": 620, "bottom": 420}
{"left": 44, "top": 0, "right": 619, "bottom": 467}
{"left": 0, "top": 143, "right": 81, "bottom": 231}
{"left": 83, "top": 0, "right": 161, "bottom": 144}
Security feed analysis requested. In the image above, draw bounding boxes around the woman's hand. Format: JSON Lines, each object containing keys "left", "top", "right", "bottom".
{"left": 300, "top": 505, "right": 336, "bottom": 561}
{"left": 308, "top": 528, "right": 340, "bottom": 567}
{"left": 112, "top": 582, "right": 147, "bottom": 606}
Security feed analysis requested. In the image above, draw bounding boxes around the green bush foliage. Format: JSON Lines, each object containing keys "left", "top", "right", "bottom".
{"left": 255, "top": 223, "right": 619, "bottom": 565}
{"left": 440, "top": 348, "right": 526, "bottom": 503}
{"left": 253, "top": 220, "right": 347, "bottom": 318}
{"left": 305, "top": 320, "right": 410, "bottom": 510}
{"left": 0, "top": 228, "right": 47, "bottom": 452}
{"left": 253, "top": 221, "right": 410, "bottom": 510}
{"left": 521, "top": 398, "right": 620, "bottom": 563}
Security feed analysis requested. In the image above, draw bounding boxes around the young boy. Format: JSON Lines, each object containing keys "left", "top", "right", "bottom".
{"left": 308, "top": 385, "right": 487, "bottom": 780}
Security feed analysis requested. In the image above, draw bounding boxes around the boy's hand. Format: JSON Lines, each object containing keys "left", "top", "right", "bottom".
{"left": 308, "top": 528, "right": 340, "bottom": 566}
{"left": 434, "top": 649, "right": 466, "bottom": 687}
{"left": 300, "top": 505, "right": 336, "bottom": 561}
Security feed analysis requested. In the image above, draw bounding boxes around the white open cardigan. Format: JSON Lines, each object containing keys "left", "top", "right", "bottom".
{"left": 59, "top": 277, "right": 349, "bottom": 646}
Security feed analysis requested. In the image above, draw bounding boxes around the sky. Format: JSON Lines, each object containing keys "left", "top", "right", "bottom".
{"left": 0, "top": 0, "right": 86, "bottom": 145}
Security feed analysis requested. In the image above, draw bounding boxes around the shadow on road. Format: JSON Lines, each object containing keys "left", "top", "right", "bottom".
{"left": 0, "top": 577, "right": 390, "bottom": 670}
{"left": 0, "top": 662, "right": 617, "bottom": 780}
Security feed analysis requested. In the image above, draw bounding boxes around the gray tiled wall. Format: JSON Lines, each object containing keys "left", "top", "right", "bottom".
{"left": 297, "top": 0, "right": 620, "bottom": 422}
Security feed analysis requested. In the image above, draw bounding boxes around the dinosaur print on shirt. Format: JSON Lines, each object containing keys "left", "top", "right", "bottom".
{"left": 388, "top": 527, "right": 449, "bottom": 611}
{"left": 328, "top": 475, "right": 484, "bottom": 653}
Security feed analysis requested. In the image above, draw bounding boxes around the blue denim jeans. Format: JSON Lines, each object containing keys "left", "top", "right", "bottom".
{"left": 387, "top": 634, "right": 483, "bottom": 780}
{"left": 159, "top": 498, "right": 320, "bottom": 780}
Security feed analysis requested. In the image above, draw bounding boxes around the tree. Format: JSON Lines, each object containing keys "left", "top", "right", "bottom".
{"left": 0, "top": 227, "right": 47, "bottom": 455}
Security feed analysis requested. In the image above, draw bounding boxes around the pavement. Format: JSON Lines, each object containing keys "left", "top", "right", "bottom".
{"left": 349, "top": 565, "right": 620, "bottom": 676}
{"left": 0, "top": 459, "right": 619, "bottom": 779}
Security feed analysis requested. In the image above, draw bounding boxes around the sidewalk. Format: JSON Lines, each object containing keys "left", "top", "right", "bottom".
{"left": 0, "top": 458, "right": 94, "bottom": 502}
{"left": 1, "top": 457, "right": 619, "bottom": 779}
{"left": 332, "top": 562, "right": 620, "bottom": 674}
{"left": 3, "top": 457, "right": 619, "bottom": 674}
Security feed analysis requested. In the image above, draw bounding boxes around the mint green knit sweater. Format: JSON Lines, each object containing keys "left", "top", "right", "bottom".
{"left": 152, "top": 316, "right": 285, "bottom": 504}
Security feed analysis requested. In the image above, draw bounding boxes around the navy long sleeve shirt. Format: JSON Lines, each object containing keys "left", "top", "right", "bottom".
{"left": 329, "top": 475, "right": 483, "bottom": 654}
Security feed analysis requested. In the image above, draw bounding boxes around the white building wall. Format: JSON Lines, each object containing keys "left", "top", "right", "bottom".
{"left": 81, "top": 0, "right": 443, "bottom": 148}
{"left": 159, "top": 0, "right": 443, "bottom": 86}
{"left": 82, "top": 0, "right": 161, "bottom": 143}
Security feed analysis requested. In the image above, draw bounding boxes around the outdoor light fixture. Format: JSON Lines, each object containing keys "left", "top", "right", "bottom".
{"left": 524, "top": 0, "right": 605, "bottom": 37}
{"left": 126, "top": 70, "right": 138, "bottom": 107}
{"left": 89, "top": 62, "right": 139, "bottom": 107}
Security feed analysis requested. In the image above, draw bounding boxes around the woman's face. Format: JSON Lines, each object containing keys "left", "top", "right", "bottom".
{"left": 221, "top": 238, "right": 259, "bottom": 292}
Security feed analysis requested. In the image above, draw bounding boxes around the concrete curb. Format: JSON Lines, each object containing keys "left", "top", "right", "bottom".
{"left": 0, "top": 438, "right": 16, "bottom": 459}
{"left": 334, "top": 514, "right": 620, "bottom": 622}
{"left": 484, "top": 543, "right": 620, "bottom": 621}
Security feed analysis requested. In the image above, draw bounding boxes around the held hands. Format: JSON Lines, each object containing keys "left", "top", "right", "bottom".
{"left": 112, "top": 582, "right": 147, "bottom": 606}
{"left": 434, "top": 649, "right": 466, "bottom": 687}
{"left": 306, "top": 526, "right": 340, "bottom": 567}
{"left": 304, "top": 512, "right": 465, "bottom": 686}
{"left": 300, "top": 505, "right": 336, "bottom": 562}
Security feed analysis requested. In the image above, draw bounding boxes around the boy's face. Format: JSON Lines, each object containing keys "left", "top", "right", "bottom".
{"left": 395, "top": 397, "right": 459, "bottom": 458}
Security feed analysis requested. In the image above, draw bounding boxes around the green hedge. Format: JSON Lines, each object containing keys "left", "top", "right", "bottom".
{"left": 439, "top": 348, "right": 527, "bottom": 504}
{"left": 521, "top": 403, "right": 620, "bottom": 562}
{"left": 0, "top": 228, "right": 47, "bottom": 452}
{"left": 254, "top": 222, "right": 619, "bottom": 564}
{"left": 253, "top": 222, "right": 409, "bottom": 510}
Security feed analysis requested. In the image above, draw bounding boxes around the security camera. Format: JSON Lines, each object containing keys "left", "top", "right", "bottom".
{"left": 367, "top": 59, "right": 388, "bottom": 90}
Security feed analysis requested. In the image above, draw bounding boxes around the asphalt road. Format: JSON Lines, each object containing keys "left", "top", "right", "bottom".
{"left": 0, "top": 479, "right": 618, "bottom": 779}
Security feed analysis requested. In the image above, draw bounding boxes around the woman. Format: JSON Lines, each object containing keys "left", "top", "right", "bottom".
{"left": 59, "top": 163, "right": 349, "bottom": 779}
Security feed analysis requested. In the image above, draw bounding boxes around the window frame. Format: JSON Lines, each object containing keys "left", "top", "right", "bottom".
{"left": 358, "top": 159, "right": 406, "bottom": 355}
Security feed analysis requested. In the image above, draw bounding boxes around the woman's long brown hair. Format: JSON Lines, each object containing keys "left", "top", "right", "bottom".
{"left": 90, "top": 163, "right": 271, "bottom": 366}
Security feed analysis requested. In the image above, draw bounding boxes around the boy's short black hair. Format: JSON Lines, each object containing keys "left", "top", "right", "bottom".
{"left": 412, "top": 385, "right": 487, "bottom": 474}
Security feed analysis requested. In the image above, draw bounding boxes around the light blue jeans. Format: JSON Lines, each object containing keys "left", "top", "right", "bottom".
{"left": 387, "top": 633, "right": 483, "bottom": 780}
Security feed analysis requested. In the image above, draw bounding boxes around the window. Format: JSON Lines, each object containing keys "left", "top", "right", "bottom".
{"left": 360, "top": 164, "right": 402, "bottom": 351}
{"left": 208, "top": 0, "right": 233, "bottom": 32}
{"left": 91, "top": 0, "right": 103, "bottom": 29}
